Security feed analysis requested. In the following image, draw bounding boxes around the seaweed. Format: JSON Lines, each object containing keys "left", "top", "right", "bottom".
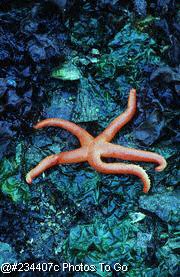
{"left": 0, "top": 143, "right": 30, "bottom": 202}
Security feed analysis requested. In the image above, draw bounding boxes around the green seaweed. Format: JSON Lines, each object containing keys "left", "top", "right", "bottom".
{"left": 52, "top": 61, "right": 82, "bottom": 81}
{"left": 62, "top": 216, "right": 160, "bottom": 276}
{"left": 0, "top": 143, "right": 30, "bottom": 202}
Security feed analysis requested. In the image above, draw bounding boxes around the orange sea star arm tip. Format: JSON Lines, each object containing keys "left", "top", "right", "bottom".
{"left": 130, "top": 88, "right": 136, "bottom": 94}
{"left": 143, "top": 178, "right": 150, "bottom": 193}
{"left": 26, "top": 173, "right": 32, "bottom": 184}
{"left": 33, "top": 122, "right": 41, "bottom": 129}
{"left": 139, "top": 171, "right": 151, "bottom": 193}
{"left": 155, "top": 158, "right": 167, "bottom": 172}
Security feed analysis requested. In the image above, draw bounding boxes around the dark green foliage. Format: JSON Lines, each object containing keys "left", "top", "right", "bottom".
{"left": 0, "top": 144, "right": 30, "bottom": 202}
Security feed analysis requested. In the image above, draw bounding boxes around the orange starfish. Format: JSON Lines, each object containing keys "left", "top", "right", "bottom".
{"left": 26, "top": 89, "right": 167, "bottom": 193}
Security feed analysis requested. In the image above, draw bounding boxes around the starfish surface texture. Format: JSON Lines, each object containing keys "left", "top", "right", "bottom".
{"left": 26, "top": 89, "right": 167, "bottom": 193}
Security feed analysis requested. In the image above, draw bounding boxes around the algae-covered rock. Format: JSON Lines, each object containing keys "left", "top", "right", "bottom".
{"left": 72, "top": 78, "right": 100, "bottom": 122}
{"left": 139, "top": 191, "right": 180, "bottom": 223}
{"left": 43, "top": 89, "right": 75, "bottom": 119}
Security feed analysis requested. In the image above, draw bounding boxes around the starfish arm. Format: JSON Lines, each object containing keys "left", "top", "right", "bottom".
{"left": 26, "top": 147, "right": 88, "bottom": 184}
{"left": 88, "top": 152, "right": 150, "bottom": 193}
{"left": 101, "top": 143, "right": 167, "bottom": 171}
{"left": 98, "top": 89, "right": 136, "bottom": 142}
{"left": 34, "top": 118, "right": 94, "bottom": 146}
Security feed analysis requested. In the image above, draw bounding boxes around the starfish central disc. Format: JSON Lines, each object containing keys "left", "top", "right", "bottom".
{"left": 26, "top": 89, "right": 167, "bottom": 193}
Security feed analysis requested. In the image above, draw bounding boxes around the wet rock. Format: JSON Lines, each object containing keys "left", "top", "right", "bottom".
{"left": 134, "top": 109, "right": 165, "bottom": 145}
{"left": 97, "top": 0, "right": 120, "bottom": 9}
{"left": 158, "top": 88, "right": 174, "bottom": 106}
{"left": 139, "top": 191, "right": 180, "bottom": 223}
{"left": 0, "top": 79, "right": 7, "bottom": 98}
{"left": 0, "top": 47, "right": 10, "bottom": 62}
{"left": 27, "top": 34, "right": 63, "bottom": 62}
{"left": 49, "top": 0, "right": 67, "bottom": 10}
{"left": 0, "top": 121, "right": 16, "bottom": 159}
{"left": 133, "top": 0, "right": 147, "bottom": 16}
{"left": 43, "top": 89, "right": 75, "bottom": 119}
{"left": 169, "top": 36, "right": 180, "bottom": 66}
{"left": 175, "top": 84, "right": 180, "bottom": 94}
{"left": 6, "top": 90, "right": 22, "bottom": 110}
{"left": 27, "top": 40, "right": 47, "bottom": 62}
{"left": 20, "top": 19, "right": 39, "bottom": 35}
{"left": 150, "top": 66, "right": 180, "bottom": 83}
{"left": 72, "top": 78, "right": 100, "bottom": 122}
{"left": 157, "top": 0, "right": 175, "bottom": 14}
{"left": 154, "top": 19, "right": 170, "bottom": 38}
{"left": 0, "top": 2, "right": 69, "bottom": 160}
{"left": 0, "top": 78, "right": 16, "bottom": 99}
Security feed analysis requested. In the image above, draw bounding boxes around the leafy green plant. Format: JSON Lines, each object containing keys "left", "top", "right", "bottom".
{"left": 0, "top": 143, "right": 30, "bottom": 202}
